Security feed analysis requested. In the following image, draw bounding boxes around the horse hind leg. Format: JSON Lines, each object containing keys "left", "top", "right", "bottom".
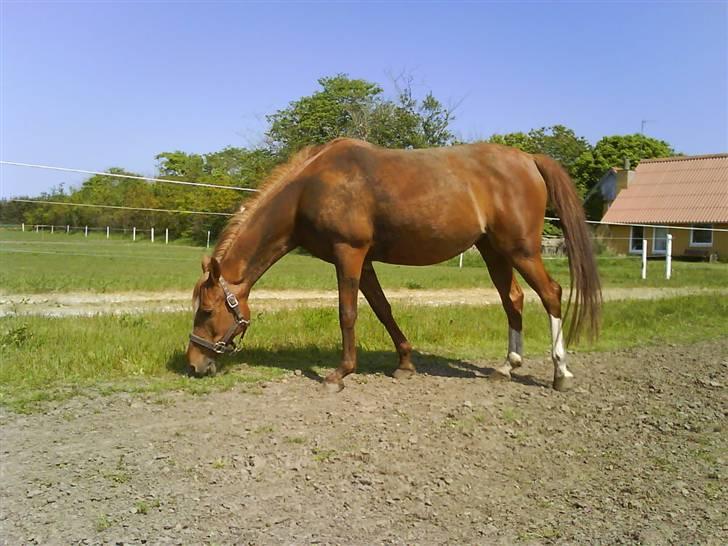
{"left": 476, "top": 239, "right": 524, "bottom": 381}
{"left": 510, "top": 252, "right": 573, "bottom": 391}
{"left": 359, "top": 263, "right": 415, "bottom": 379}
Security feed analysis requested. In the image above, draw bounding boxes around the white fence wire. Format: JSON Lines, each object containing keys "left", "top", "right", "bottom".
{"left": 2, "top": 160, "right": 724, "bottom": 280}
{"left": 1, "top": 220, "right": 717, "bottom": 280}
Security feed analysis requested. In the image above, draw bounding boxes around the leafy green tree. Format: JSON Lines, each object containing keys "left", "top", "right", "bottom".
{"left": 266, "top": 75, "right": 383, "bottom": 154}
{"left": 590, "top": 134, "right": 674, "bottom": 174}
{"left": 266, "top": 74, "right": 455, "bottom": 155}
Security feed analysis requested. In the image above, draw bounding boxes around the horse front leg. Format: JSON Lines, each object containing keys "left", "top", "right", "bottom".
{"left": 323, "top": 243, "right": 368, "bottom": 393}
{"left": 359, "top": 262, "right": 415, "bottom": 379}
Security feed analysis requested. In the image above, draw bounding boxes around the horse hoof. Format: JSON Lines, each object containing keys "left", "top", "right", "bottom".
{"left": 393, "top": 368, "right": 415, "bottom": 380}
{"left": 553, "top": 375, "right": 573, "bottom": 392}
{"left": 322, "top": 380, "right": 344, "bottom": 394}
{"left": 490, "top": 365, "right": 512, "bottom": 381}
{"left": 507, "top": 352, "right": 523, "bottom": 369}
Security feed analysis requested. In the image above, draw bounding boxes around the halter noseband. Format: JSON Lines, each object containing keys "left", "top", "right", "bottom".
{"left": 189, "top": 276, "right": 250, "bottom": 355}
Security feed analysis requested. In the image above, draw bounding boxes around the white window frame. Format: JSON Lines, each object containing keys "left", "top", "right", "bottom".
{"left": 690, "top": 224, "right": 713, "bottom": 247}
{"left": 629, "top": 225, "right": 645, "bottom": 254}
{"left": 652, "top": 227, "right": 668, "bottom": 255}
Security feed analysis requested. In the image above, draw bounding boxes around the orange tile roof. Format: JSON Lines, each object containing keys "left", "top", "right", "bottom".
{"left": 601, "top": 153, "right": 728, "bottom": 224}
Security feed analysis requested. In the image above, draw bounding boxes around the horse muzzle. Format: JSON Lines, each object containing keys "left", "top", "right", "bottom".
{"left": 186, "top": 344, "right": 218, "bottom": 378}
{"left": 188, "top": 359, "right": 217, "bottom": 378}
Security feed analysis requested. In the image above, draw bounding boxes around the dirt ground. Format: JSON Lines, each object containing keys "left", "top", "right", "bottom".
{"left": 1, "top": 339, "right": 726, "bottom": 545}
{"left": 2, "top": 286, "right": 727, "bottom": 317}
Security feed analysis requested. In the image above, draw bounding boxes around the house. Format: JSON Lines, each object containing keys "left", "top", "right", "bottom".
{"left": 599, "top": 153, "right": 728, "bottom": 260}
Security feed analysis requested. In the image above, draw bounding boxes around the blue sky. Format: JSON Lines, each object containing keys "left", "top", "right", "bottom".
{"left": 1, "top": 1, "right": 726, "bottom": 198}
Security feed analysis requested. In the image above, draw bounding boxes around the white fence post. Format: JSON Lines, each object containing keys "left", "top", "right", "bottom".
{"left": 666, "top": 234, "right": 673, "bottom": 280}
{"left": 36, "top": 225, "right": 39, "bottom": 233}
{"left": 66, "top": 225, "right": 70, "bottom": 234}
{"left": 206, "top": 230, "right": 211, "bottom": 249}
{"left": 165, "top": 228, "right": 169, "bottom": 245}
{"left": 21, "top": 223, "right": 25, "bottom": 232}
{"left": 51, "top": 225, "right": 54, "bottom": 234}
{"left": 458, "top": 252, "right": 464, "bottom": 269}
{"left": 106, "top": 226, "right": 110, "bottom": 239}
{"left": 133, "top": 227, "right": 137, "bottom": 242}
{"left": 151, "top": 227, "right": 155, "bottom": 243}
{"left": 84, "top": 225, "right": 88, "bottom": 237}
{"left": 641, "top": 239, "right": 647, "bottom": 279}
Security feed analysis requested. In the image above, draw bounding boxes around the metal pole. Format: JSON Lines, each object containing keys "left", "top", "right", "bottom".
{"left": 458, "top": 253, "right": 464, "bottom": 269}
{"left": 133, "top": 227, "right": 136, "bottom": 242}
{"left": 151, "top": 227, "right": 155, "bottom": 243}
{"left": 21, "top": 223, "right": 25, "bottom": 232}
{"left": 165, "top": 228, "right": 169, "bottom": 245}
{"left": 641, "top": 239, "right": 647, "bottom": 279}
{"left": 106, "top": 226, "right": 110, "bottom": 239}
{"left": 666, "top": 234, "right": 672, "bottom": 280}
{"left": 85, "top": 225, "right": 88, "bottom": 237}
{"left": 206, "top": 230, "right": 211, "bottom": 249}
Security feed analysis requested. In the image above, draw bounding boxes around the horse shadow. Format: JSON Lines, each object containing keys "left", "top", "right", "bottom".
{"left": 166, "top": 346, "right": 548, "bottom": 388}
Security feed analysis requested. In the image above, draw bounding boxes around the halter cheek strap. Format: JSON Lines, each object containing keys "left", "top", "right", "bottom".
{"left": 188, "top": 276, "right": 250, "bottom": 355}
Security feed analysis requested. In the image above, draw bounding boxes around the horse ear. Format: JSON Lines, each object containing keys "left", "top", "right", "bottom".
{"left": 208, "top": 256, "right": 221, "bottom": 282}
{"left": 201, "top": 255, "right": 212, "bottom": 273}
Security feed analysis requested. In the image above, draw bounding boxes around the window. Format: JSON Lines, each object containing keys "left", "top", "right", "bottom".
{"left": 690, "top": 224, "right": 713, "bottom": 246}
{"left": 653, "top": 227, "right": 668, "bottom": 254}
{"left": 630, "top": 226, "right": 644, "bottom": 253}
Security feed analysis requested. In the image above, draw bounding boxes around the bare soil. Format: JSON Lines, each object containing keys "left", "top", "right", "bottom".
{"left": 2, "top": 286, "right": 727, "bottom": 317}
{"left": 1, "top": 339, "right": 726, "bottom": 545}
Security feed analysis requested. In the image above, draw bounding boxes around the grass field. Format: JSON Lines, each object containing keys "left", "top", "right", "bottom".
{"left": 1, "top": 295, "right": 727, "bottom": 413}
{"left": 2, "top": 228, "right": 727, "bottom": 293}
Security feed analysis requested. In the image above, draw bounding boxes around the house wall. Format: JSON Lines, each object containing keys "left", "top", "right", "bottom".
{"left": 599, "top": 223, "right": 728, "bottom": 259}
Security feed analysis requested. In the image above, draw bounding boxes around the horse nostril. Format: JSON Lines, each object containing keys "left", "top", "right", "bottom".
{"left": 188, "top": 365, "right": 199, "bottom": 377}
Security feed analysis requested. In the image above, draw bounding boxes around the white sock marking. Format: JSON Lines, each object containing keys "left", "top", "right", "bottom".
{"left": 549, "top": 314, "right": 572, "bottom": 379}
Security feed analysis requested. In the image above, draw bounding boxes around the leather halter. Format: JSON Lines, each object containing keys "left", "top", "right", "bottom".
{"left": 188, "top": 276, "right": 250, "bottom": 355}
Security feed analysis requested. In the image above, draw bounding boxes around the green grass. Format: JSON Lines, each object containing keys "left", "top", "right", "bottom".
{"left": 1, "top": 295, "right": 726, "bottom": 412}
{"left": 1, "top": 228, "right": 727, "bottom": 293}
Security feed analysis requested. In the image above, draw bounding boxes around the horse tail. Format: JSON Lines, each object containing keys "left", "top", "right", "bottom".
{"left": 533, "top": 154, "right": 602, "bottom": 344}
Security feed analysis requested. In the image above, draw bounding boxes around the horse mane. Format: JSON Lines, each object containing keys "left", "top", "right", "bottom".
{"left": 212, "top": 144, "right": 326, "bottom": 261}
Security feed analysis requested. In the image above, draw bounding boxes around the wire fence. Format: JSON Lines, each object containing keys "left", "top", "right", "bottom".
{"left": 0, "top": 160, "right": 260, "bottom": 193}
{"left": 2, "top": 160, "right": 725, "bottom": 281}
{"left": 2, "top": 219, "right": 721, "bottom": 281}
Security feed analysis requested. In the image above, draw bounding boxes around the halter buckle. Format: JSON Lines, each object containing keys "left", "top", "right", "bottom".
{"left": 226, "top": 293, "right": 239, "bottom": 309}
{"left": 213, "top": 340, "right": 230, "bottom": 354}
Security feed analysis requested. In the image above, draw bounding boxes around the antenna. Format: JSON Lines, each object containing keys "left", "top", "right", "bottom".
{"left": 640, "top": 119, "right": 656, "bottom": 134}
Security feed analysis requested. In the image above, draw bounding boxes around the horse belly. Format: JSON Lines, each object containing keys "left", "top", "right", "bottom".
{"left": 371, "top": 214, "right": 484, "bottom": 266}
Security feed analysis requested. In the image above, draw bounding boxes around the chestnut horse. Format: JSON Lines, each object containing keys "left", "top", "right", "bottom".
{"left": 187, "top": 138, "right": 601, "bottom": 391}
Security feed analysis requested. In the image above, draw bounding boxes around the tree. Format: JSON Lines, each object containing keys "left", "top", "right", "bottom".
{"left": 590, "top": 134, "right": 674, "bottom": 174}
{"left": 266, "top": 74, "right": 455, "bottom": 155}
{"left": 266, "top": 75, "right": 383, "bottom": 155}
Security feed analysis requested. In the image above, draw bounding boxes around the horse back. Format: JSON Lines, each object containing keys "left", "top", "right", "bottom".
{"left": 294, "top": 139, "right": 548, "bottom": 265}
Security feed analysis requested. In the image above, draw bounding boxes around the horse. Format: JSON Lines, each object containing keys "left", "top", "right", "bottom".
{"left": 186, "top": 138, "right": 601, "bottom": 392}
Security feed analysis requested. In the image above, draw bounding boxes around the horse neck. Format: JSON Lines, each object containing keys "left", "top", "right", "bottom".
{"left": 219, "top": 184, "right": 300, "bottom": 295}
